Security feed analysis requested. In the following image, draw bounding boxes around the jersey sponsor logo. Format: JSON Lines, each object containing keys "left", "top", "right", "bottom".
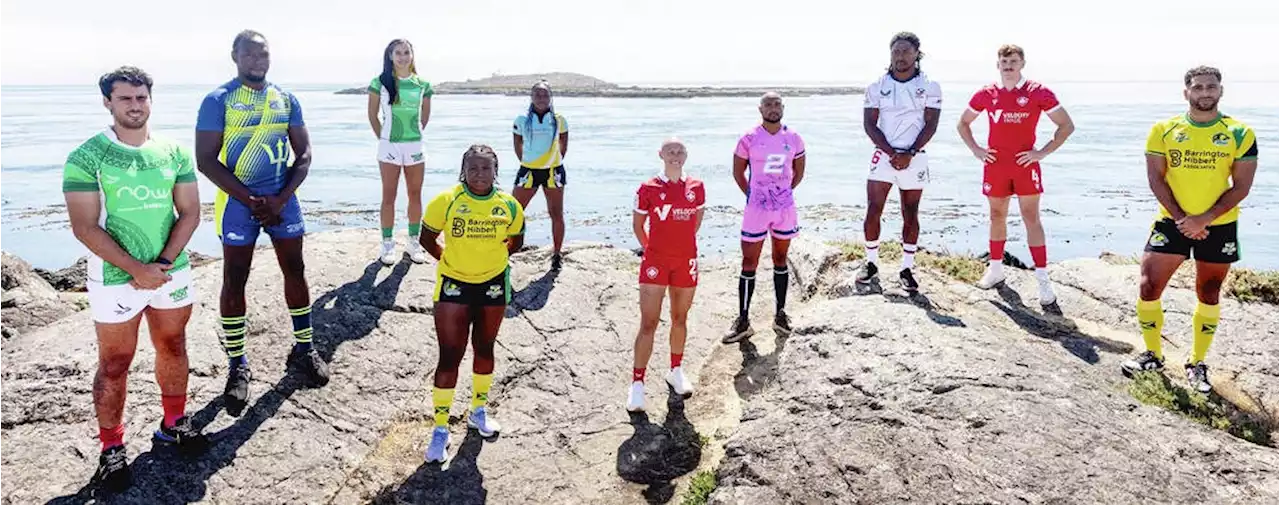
{"left": 655, "top": 204, "right": 672, "bottom": 220}
{"left": 762, "top": 153, "right": 787, "bottom": 175}
{"left": 653, "top": 204, "right": 697, "bottom": 221}
{"left": 1168, "top": 149, "right": 1230, "bottom": 169}
{"left": 1211, "top": 133, "right": 1231, "bottom": 146}
{"left": 115, "top": 185, "right": 171, "bottom": 201}
{"left": 990, "top": 110, "right": 1031, "bottom": 124}
{"left": 486, "top": 284, "right": 503, "bottom": 299}
{"left": 231, "top": 102, "right": 254, "bottom": 111}
{"left": 169, "top": 286, "right": 189, "bottom": 302}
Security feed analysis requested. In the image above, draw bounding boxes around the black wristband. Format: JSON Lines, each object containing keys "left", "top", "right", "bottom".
{"left": 155, "top": 257, "right": 172, "bottom": 265}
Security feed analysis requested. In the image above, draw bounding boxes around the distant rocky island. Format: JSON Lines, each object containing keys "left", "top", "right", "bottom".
{"left": 336, "top": 72, "right": 863, "bottom": 98}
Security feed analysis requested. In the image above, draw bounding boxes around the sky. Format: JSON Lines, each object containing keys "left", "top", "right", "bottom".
{"left": 2, "top": 0, "right": 1278, "bottom": 86}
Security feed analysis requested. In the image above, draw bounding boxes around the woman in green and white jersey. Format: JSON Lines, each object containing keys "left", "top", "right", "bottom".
{"left": 368, "top": 38, "right": 434, "bottom": 265}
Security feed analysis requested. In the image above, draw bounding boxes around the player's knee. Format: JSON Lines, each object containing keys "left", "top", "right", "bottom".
{"left": 547, "top": 205, "right": 564, "bottom": 220}
{"left": 639, "top": 312, "right": 661, "bottom": 333}
{"left": 436, "top": 342, "right": 467, "bottom": 369}
{"left": 153, "top": 333, "right": 188, "bottom": 358}
{"left": 281, "top": 257, "right": 307, "bottom": 280}
{"left": 1138, "top": 273, "right": 1164, "bottom": 301}
{"left": 669, "top": 309, "right": 689, "bottom": 327}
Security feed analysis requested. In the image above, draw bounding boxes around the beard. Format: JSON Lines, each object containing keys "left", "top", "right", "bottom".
{"left": 115, "top": 111, "right": 148, "bottom": 130}
{"left": 1191, "top": 97, "right": 1219, "bottom": 112}
{"left": 763, "top": 114, "right": 782, "bottom": 124}
{"left": 242, "top": 72, "right": 267, "bottom": 83}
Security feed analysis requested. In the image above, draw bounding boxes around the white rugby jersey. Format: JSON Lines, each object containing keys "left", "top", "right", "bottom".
{"left": 863, "top": 70, "right": 942, "bottom": 150}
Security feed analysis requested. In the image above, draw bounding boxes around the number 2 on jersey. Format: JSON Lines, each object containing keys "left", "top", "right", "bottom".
{"left": 688, "top": 259, "right": 698, "bottom": 282}
{"left": 763, "top": 154, "right": 787, "bottom": 175}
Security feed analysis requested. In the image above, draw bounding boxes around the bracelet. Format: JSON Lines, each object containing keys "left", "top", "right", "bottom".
{"left": 155, "top": 257, "right": 172, "bottom": 265}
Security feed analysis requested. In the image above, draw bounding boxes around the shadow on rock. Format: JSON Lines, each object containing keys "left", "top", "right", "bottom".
{"left": 992, "top": 284, "right": 1134, "bottom": 364}
{"left": 506, "top": 268, "right": 559, "bottom": 318}
{"left": 45, "top": 260, "right": 412, "bottom": 504}
{"left": 884, "top": 291, "right": 966, "bottom": 328}
{"left": 734, "top": 329, "right": 792, "bottom": 400}
{"left": 372, "top": 430, "right": 489, "bottom": 505}
{"left": 616, "top": 392, "right": 703, "bottom": 504}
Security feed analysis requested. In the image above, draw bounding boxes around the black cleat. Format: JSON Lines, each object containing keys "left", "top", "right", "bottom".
{"left": 773, "top": 311, "right": 792, "bottom": 335}
{"left": 288, "top": 346, "right": 331, "bottom": 387}
{"left": 551, "top": 253, "right": 563, "bottom": 271}
{"left": 1185, "top": 362, "right": 1212, "bottom": 394}
{"left": 1120, "top": 351, "right": 1164, "bottom": 378}
{"left": 153, "top": 415, "right": 210, "bottom": 456}
{"left": 92, "top": 445, "right": 131, "bottom": 493}
{"left": 899, "top": 268, "right": 919, "bottom": 292}
{"left": 856, "top": 262, "right": 879, "bottom": 285}
{"left": 224, "top": 363, "right": 252, "bottom": 417}
{"left": 721, "top": 314, "right": 755, "bottom": 344}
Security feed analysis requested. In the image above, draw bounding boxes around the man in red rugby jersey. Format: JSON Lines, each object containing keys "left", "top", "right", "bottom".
{"left": 958, "top": 44, "right": 1075, "bottom": 305}
{"left": 626, "top": 138, "right": 705, "bottom": 412}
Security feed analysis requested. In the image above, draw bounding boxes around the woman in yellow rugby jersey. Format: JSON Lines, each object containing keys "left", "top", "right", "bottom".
{"left": 418, "top": 144, "right": 525, "bottom": 463}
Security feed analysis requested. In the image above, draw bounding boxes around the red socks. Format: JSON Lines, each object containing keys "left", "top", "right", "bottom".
{"left": 100, "top": 424, "right": 125, "bottom": 451}
{"left": 671, "top": 353, "right": 683, "bottom": 369}
{"left": 632, "top": 368, "right": 646, "bottom": 383}
{"left": 1029, "top": 245, "right": 1048, "bottom": 268}
{"left": 990, "top": 240, "right": 1006, "bottom": 262}
{"left": 162, "top": 394, "right": 187, "bottom": 428}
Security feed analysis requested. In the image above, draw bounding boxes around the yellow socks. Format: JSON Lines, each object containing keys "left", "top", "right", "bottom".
{"left": 471, "top": 373, "right": 493, "bottom": 409}
{"left": 432, "top": 388, "right": 454, "bottom": 428}
{"left": 1137, "top": 299, "right": 1164, "bottom": 360}
{"left": 1191, "top": 302, "right": 1220, "bottom": 364}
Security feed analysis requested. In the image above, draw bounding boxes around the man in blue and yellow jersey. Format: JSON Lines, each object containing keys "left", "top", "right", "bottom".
{"left": 511, "top": 80, "right": 569, "bottom": 271}
{"left": 1120, "top": 66, "right": 1259, "bottom": 394}
{"left": 195, "top": 29, "right": 329, "bottom": 417}
{"left": 418, "top": 145, "right": 525, "bottom": 463}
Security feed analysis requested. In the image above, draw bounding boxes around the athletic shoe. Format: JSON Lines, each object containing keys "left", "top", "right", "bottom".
{"left": 855, "top": 262, "right": 879, "bottom": 285}
{"left": 626, "top": 381, "right": 645, "bottom": 412}
{"left": 153, "top": 415, "right": 210, "bottom": 456}
{"left": 899, "top": 268, "right": 919, "bottom": 292}
{"left": 1037, "top": 277, "right": 1057, "bottom": 305}
{"left": 773, "top": 311, "right": 792, "bottom": 335}
{"left": 976, "top": 264, "right": 1006, "bottom": 289}
{"left": 223, "top": 363, "right": 252, "bottom": 417}
{"left": 666, "top": 367, "right": 694, "bottom": 396}
{"left": 92, "top": 445, "right": 131, "bottom": 493}
{"left": 1185, "top": 362, "right": 1212, "bottom": 393}
{"left": 466, "top": 406, "right": 501, "bottom": 438}
{"left": 407, "top": 240, "right": 428, "bottom": 264}
{"left": 378, "top": 240, "right": 397, "bottom": 266}
{"left": 721, "top": 315, "right": 754, "bottom": 344}
{"left": 1120, "top": 350, "right": 1165, "bottom": 377}
{"left": 287, "top": 346, "right": 331, "bottom": 387}
{"left": 551, "top": 253, "right": 563, "bottom": 271}
{"left": 425, "top": 427, "right": 450, "bottom": 463}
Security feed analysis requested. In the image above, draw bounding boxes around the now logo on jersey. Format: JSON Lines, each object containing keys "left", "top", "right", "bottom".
{"left": 115, "top": 185, "right": 171, "bottom": 201}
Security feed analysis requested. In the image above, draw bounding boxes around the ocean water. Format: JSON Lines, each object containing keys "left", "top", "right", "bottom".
{"left": 2, "top": 81, "right": 1276, "bottom": 270}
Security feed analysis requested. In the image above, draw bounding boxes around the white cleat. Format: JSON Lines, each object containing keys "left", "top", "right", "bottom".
{"left": 626, "top": 381, "right": 645, "bottom": 412}
{"left": 378, "top": 241, "right": 398, "bottom": 266}
{"left": 1038, "top": 278, "right": 1057, "bottom": 305}
{"left": 424, "top": 426, "right": 450, "bottom": 463}
{"left": 666, "top": 367, "right": 695, "bottom": 396}
{"left": 976, "top": 265, "right": 1006, "bottom": 289}
{"left": 407, "top": 241, "right": 429, "bottom": 264}
{"left": 466, "top": 406, "right": 501, "bottom": 438}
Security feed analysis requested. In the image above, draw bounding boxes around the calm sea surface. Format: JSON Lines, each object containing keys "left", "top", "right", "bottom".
{"left": 2, "top": 81, "right": 1276, "bottom": 270}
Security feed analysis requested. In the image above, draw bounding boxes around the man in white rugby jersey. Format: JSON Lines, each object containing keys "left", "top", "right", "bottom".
{"left": 856, "top": 31, "right": 942, "bottom": 292}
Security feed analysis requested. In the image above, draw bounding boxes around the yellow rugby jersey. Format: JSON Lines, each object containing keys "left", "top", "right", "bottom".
{"left": 1145, "top": 113, "right": 1258, "bottom": 225}
{"left": 423, "top": 184, "right": 526, "bottom": 283}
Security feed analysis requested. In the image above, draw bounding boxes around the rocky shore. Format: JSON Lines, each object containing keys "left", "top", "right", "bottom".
{"left": 335, "top": 72, "right": 863, "bottom": 98}
{"left": 1, "top": 231, "right": 1275, "bottom": 504}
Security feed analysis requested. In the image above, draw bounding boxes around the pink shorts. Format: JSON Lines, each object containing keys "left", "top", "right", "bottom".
{"left": 741, "top": 205, "right": 799, "bottom": 243}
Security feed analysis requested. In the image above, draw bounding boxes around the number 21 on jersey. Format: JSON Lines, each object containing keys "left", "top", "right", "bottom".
{"left": 762, "top": 153, "right": 787, "bottom": 174}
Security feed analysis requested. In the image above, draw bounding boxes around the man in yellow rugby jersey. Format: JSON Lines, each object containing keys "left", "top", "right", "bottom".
{"left": 1120, "top": 66, "right": 1259, "bottom": 394}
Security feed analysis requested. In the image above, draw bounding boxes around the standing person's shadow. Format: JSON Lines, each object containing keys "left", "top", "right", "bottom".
{"left": 370, "top": 430, "right": 490, "bottom": 504}
{"left": 616, "top": 391, "right": 704, "bottom": 504}
{"left": 47, "top": 260, "right": 412, "bottom": 504}
{"left": 734, "top": 327, "right": 792, "bottom": 401}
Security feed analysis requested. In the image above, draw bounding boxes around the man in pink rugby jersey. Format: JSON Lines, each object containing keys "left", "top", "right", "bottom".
{"left": 723, "top": 92, "right": 807, "bottom": 344}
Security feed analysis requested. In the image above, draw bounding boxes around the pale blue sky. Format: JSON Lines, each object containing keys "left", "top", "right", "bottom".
{"left": 3, "top": 0, "right": 1277, "bottom": 86}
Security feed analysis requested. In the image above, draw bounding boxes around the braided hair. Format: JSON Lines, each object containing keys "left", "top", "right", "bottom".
{"left": 889, "top": 31, "right": 924, "bottom": 70}
{"left": 459, "top": 144, "right": 500, "bottom": 183}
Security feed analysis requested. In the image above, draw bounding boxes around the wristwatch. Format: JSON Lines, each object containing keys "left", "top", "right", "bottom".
{"left": 156, "top": 256, "right": 172, "bottom": 265}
